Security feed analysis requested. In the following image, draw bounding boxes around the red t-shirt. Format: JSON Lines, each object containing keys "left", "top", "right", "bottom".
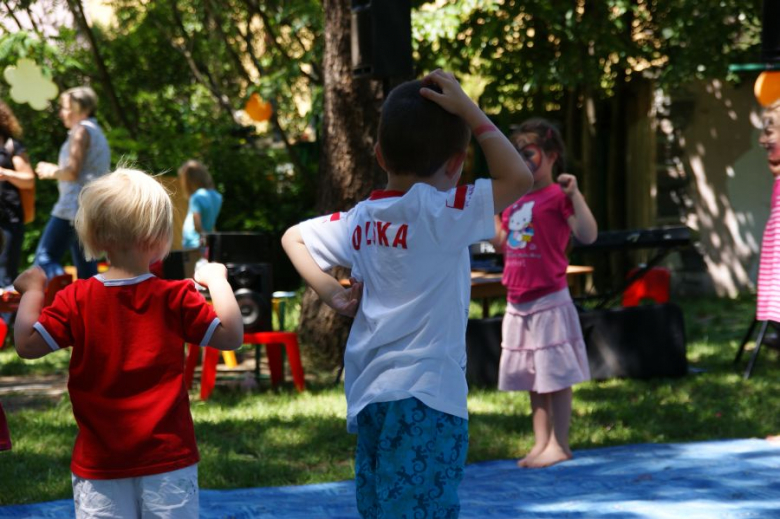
{"left": 501, "top": 184, "right": 574, "bottom": 304}
{"left": 34, "top": 274, "right": 220, "bottom": 479}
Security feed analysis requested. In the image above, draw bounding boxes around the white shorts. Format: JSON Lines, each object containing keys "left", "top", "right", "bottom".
{"left": 72, "top": 463, "right": 198, "bottom": 519}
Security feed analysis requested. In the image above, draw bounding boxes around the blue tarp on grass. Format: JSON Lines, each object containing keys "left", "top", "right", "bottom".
{"left": 3, "top": 438, "right": 780, "bottom": 518}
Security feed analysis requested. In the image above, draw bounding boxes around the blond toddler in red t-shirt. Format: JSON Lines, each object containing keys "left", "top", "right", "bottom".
{"left": 13, "top": 168, "right": 243, "bottom": 518}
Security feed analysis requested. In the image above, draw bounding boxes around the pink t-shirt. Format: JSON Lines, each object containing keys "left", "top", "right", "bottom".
{"left": 501, "top": 184, "right": 574, "bottom": 304}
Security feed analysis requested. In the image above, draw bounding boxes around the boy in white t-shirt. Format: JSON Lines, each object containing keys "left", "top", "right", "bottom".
{"left": 282, "top": 69, "right": 533, "bottom": 518}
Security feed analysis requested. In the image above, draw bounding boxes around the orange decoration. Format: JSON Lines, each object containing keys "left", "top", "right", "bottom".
{"left": 245, "top": 93, "right": 273, "bottom": 122}
{"left": 755, "top": 71, "right": 780, "bottom": 107}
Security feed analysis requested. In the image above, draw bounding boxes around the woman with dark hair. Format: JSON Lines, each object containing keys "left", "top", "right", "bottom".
{"left": 34, "top": 86, "right": 110, "bottom": 279}
{"left": 0, "top": 100, "right": 35, "bottom": 287}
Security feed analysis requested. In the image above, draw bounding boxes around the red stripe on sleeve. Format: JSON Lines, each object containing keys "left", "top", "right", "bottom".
{"left": 446, "top": 185, "right": 468, "bottom": 210}
{"left": 330, "top": 212, "right": 341, "bottom": 221}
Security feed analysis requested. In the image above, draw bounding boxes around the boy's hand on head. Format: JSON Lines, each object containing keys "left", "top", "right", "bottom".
{"left": 327, "top": 277, "right": 363, "bottom": 318}
{"left": 193, "top": 262, "right": 228, "bottom": 288}
{"left": 13, "top": 266, "right": 47, "bottom": 295}
{"left": 557, "top": 173, "right": 580, "bottom": 197}
{"left": 419, "top": 69, "right": 477, "bottom": 118}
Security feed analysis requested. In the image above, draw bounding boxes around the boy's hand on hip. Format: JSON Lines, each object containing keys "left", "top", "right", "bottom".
{"left": 327, "top": 277, "right": 363, "bottom": 318}
{"left": 194, "top": 262, "right": 228, "bottom": 288}
{"left": 14, "top": 266, "right": 46, "bottom": 295}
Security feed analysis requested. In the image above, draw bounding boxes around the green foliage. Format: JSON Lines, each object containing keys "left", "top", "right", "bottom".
{"left": 413, "top": 0, "right": 762, "bottom": 115}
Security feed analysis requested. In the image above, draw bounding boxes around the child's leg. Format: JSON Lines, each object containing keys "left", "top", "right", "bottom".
{"left": 355, "top": 403, "right": 385, "bottom": 518}
{"left": 72, "top": 475, "right": 138, "bottom": 519}
{"left": 138, "top": 463, "right": 199, "bottom": 517}
{"left": 518, "top": 391, "right": 551, "bottom": 467}
{"left": 526, "top": 387, "right": 573, "bottom": 468}
{"left": 361, "top": 398, "right": 468, "bottom": 518}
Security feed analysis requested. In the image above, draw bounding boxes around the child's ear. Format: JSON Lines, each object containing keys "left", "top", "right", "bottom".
{"left": 445, "top": 150, "right": 467, "bottom": 178}
{"left": 374, "top": 143, "right": 387, "bottom": 170}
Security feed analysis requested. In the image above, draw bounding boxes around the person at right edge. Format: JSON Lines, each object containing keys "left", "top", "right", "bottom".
{"left": 492, "top": 118, "right": 598, "bottom": 468}
{"left": 282, "top": 69, "right": 533, "bottom": 518}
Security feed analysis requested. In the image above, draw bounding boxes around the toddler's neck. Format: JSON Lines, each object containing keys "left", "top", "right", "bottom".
{"left": 102, "top": 248, "right": 158, "bottom": 280}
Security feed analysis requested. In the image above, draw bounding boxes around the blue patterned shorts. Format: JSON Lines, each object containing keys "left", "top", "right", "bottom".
{"left": 355, "top": 398, "right": 468, "bottom": 518}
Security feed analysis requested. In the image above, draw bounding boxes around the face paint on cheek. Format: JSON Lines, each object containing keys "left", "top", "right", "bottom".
{"left": 518, "top": 144, "right": 542, "bottom": 174}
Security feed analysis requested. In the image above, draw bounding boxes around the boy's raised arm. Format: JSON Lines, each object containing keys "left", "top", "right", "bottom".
{"left": 419, "top": 70, "right": 533, "bottom": 213}
{"left": 282, "top": 225, "right": 362, "bottom": 318}
{"left": 13, "top": 267, "right": 53, "bottom": 359}
{"left": 194, "top": 262, "right": 243, "bottom": 351}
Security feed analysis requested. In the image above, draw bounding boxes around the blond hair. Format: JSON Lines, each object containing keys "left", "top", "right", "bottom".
{"left": 75, "top": 169, "right": 173, "bottom": 261}
{"left": 178, "top": 159, "right": 214, "bottom": 195}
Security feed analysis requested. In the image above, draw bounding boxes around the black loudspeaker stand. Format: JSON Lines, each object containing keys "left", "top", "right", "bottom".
{"left": 579, "top": 303, "right": 687, "bottom": 380}
{"left": 226, "top": 263, "right": 273, "bottom": 333}
{"left": 350, "top": 0, "right": 413, "bottom": 79}
{"left": 206, "top": 232, "right": 272, "bottom": 265}
{"left": 161, "top": 249, "right": 202, "bottom": 280}
{"left": 465, "top": 317, "right": 503, "bottom": 388}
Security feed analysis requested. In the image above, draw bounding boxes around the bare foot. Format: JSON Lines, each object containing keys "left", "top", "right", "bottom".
{"left": 517, "top": 444, "right": 547, "bottom": 467}
{"left": 524, "top": 445, "right": 573, "bottom": 468}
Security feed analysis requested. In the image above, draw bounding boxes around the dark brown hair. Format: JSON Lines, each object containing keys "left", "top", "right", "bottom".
{"left": 0, "top": 100, "right": 22, "bottom": 141}
{"left": 511, "top": 118, "right": 566, "bottom": 175}
{"left": 377, "top": 80, "right": 470, "bottom": 177}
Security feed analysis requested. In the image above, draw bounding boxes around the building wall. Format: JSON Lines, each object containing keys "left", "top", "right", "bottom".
{"left": 674, "top": 78, "right": 772, "bottom": 297}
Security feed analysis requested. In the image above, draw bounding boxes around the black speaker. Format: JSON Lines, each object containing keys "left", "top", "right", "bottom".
{"left": 227, "top": 263, "right": 273, "bottom": 333}
{"left": 206, "top": 232, "right": 272, "bottom": 265}
{"left": 161, "top": 249, "right": 203, "bottom": 280}
{"left": 762, "top": 0, "right": 780, "bottom": 63}
{"left": 351, "top": 0, "right": 413, "bottom": 78}
{"left": 465, "top": 317, "right": 503, "bottom": 388}
{"left": 579, "top": 303, "right": 687, "bottom": 380}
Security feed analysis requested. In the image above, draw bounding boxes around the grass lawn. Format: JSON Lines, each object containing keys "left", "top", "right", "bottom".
{"left": 2, "top": 295, "right": 779, "bottom": 506}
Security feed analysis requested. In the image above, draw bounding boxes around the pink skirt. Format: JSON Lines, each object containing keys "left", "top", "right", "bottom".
{"left": 498, "top": 288, "right": 590, "bottom": 393}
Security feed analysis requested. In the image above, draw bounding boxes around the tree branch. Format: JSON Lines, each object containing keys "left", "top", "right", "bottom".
{"left": 241, "top": 0, "right": 321, "bottom": 84}
{"left": 2, "top": 0, "right": 24, "bottom": 31}
{"left": 168, "top": 0, "right": 235, "bottom": 120}
{"left": 64, "top": 0, "right": 137, "bottom": 137}
{"left": 236, "top": 21, "right": 310, "bottom": 178}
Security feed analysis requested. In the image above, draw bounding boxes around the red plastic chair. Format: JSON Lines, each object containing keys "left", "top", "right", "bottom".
{"left": 184, "top": 331, "right": 305, "bottom": 400}
{"left": 622, "top": 267, "right": 671, "bottom": 307}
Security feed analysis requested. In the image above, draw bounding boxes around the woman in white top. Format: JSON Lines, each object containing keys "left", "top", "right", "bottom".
{"left": 34, "top": 86, "right": 111, "bottom": 279}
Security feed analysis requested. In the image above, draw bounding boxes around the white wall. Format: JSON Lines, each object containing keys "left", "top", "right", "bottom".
{"left": 676, "top": 78, "right": 772, "bottom": 296}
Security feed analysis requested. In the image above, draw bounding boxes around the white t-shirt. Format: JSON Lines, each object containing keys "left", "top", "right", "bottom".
{"left": 299, "top": 179, "right": 495, "bottom": 432}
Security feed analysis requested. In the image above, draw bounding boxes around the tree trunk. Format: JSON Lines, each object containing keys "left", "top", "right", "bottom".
{"left": 297, "top": 0, "right": 384, "bottom": 371}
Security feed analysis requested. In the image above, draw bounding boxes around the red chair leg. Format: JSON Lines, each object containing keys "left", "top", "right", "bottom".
{"left": 200, "top": 347, "right": 221, "bottom": 400}
{"left": 0, "top": 319, "right": 7, "bottom": 349}
{"left": 266, "top": 343, "right": 284, "bottom": 388}
{"left": 184, "top": 344, "right": 200, "bottom": 390}
{"left": 283, "top": 335, "right": 306, "bottom": 392}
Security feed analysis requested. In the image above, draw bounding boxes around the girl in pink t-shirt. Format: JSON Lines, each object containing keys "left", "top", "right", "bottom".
{"left": 493, "top": 118, "right": 597, "bottom": 468}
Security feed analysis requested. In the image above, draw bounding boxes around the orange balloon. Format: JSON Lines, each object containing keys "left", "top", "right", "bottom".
{"left": 755, "top": 71, "right": 780, "bottom": 107}
{"left": 245, "top": 93, "right": 273, "bottom": 122}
